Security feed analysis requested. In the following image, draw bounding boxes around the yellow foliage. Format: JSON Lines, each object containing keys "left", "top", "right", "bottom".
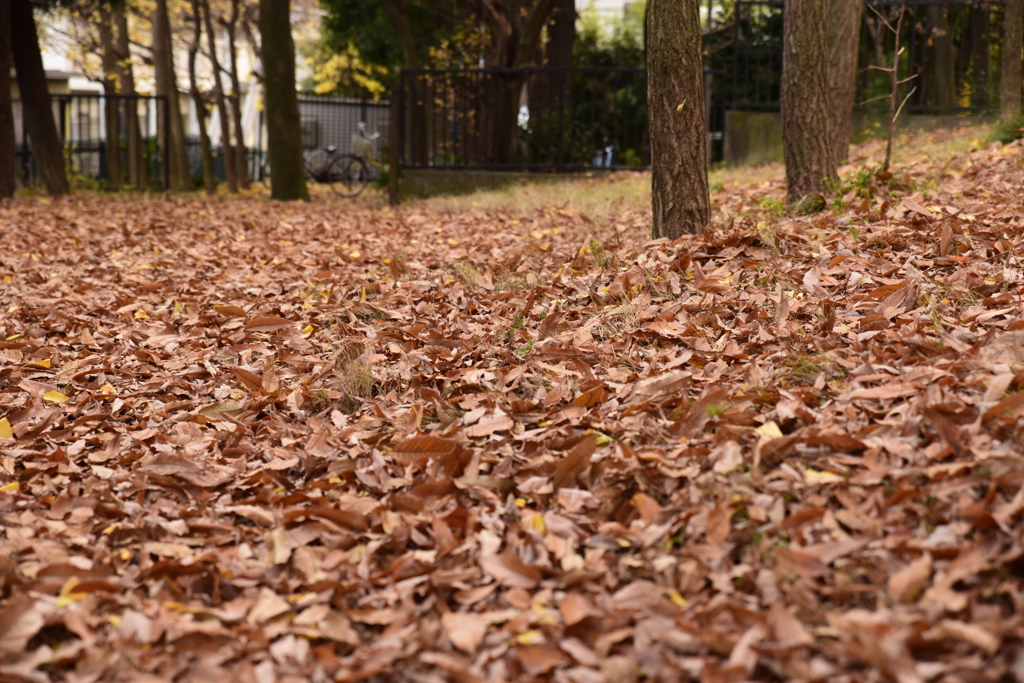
{"left": 309, "top": 43, "right": 387, "bottom": 98}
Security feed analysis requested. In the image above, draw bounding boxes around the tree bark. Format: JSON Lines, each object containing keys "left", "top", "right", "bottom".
{"left": 647, "top": 0, "right": 710, "bottom": 238}
{"left": 112, "top": 8, "right": 147, "bottom": 189}
{"left": 929, "top": 6, "right": 955, "bottom": 108}
{"left": 379, "top": 0, "right": 420, "bottom": 69}
{"left": 781, "top": 0, "right": 835, "bottom": 202}
{"left": 153, "top": 0, "right": 192, "bottom": 191}
{"left": 97, "top": 11, "right": 123, "bottom": 190}
{"left": 545, "top": 0, "right": 575, "bottom": 67}
{"left": 1002, "top": 0, "right": 1023, "bottom": 120}
{"left": 11, "top": 0, "right": 70, "bottom": 197}
{"left": 0, "top": 0, "right": 16, "bottom": 199}
{"left": 828, "top": 0, "right": 861, "bottom": 164}
{"left": 202, "top": 0, "right": 238, "bottom": 193}
{"left": 968, "top": 7, "right": 990, "bottom": 108}
{"left": 512, "top": 0, "right": 557, "bottom": 68}
{"left": 189, "top": 0, "right": 217, "bottom": 194}
{"left": 259, "top": 0, "right": 309, "bottom": 201}
{"left": 227, "top": 0, "right": 250, "bottom": 188}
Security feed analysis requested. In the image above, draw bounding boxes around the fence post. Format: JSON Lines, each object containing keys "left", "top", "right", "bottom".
{"left": 388, "top": 79, "right": 402, "bottom": 206}
{"left": 162, "top": 97, "right": 170, "bottom": 191}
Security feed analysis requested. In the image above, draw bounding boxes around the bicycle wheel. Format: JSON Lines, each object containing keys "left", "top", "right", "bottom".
{"left": 305, "top": 149, "right": 330, "bottom": 181}
{"left": 328, "top": 154, "right": 370, "bottom": 197}
{"left": 259, "top": 161, "right": 271, "bottom": 187}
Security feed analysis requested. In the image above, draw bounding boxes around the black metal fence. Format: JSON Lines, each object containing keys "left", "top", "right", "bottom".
{"left": 13, "top": 94, "right": 167, "bottom": 189}
{"left": 724, "top": 0, "right": 1010, "bottom": 114}
{"left": 397, "top": 67, "right": 656, "bottom": 171}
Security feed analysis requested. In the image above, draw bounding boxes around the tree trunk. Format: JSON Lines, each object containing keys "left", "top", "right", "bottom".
{"left": 534, "top": 0, "right": 575, "bottom": 148}
{"left": 0, "top": 0, "right": 16, "bottom": 199}
{"left": 227, "top": 0, "right": 250, "bottom": 188}
{"left": 259, "top": 0, "right": 309, "bottom": 201}
{"left": 153, "top": 0, "right": 192, "bottom": 191}
{"left": 379, "top": 0, "right": 419, "bottom": 70}
{"left": 828, "top": 0, "right": 861, "bottom": 164}
{"left": 11, "top": 0, "right": 69, "bottom": 197}
{"left": 545, "top": 0, "right": 575, "bottom": 67}
{"left": 380, "top": 0, "right": 427, "bottom": 166}
{"left": 512, "top": 0, "right": 557, "bottom": 68}
{"left": 113, "top": 8, "right": 147, "bottom": 189}
{"left": 190, "top": 0, "right": 217, "bottom": 194}
{"left": 97, "top": 12, "right": 123, "bottom": 190}
{"left": 202, "top": 0, "right": 237, "bottom": 193}
{"left": 969, "top": 8, "right": 990, "bottom": 108}
{"left": 929, "top": 6, "right": 955, "bottom": 108}
{"left": 781, "top": 0, "right": 835, "bottom": 202}
{"left": 647, "top": 0, "right": 710, "bottom": 238}
{"left": 1002, "top": 0, "right": 1023, "bottom": 119}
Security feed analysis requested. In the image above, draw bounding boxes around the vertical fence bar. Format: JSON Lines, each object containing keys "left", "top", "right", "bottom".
{"left": 389, "top": 92, "right": 400, "bottom": 206}
{"left": 162, "top": 97, "right": 170, "bottom": 191}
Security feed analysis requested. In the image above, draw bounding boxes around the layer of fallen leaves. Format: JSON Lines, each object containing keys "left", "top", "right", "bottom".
{"left": 1, "top": 135, "right": 1023, "bottom": 683}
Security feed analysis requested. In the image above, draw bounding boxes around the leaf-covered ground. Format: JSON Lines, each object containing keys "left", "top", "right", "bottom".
{"left": 1, "top": 130, "right": 1024, "bottom": 683}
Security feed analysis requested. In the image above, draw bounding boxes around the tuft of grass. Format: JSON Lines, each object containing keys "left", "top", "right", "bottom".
{"left": 452, "top": 261, "right": 479, "bottom": 289}
{"left": 988, "top": 113, "right": 1024, "bottom": 145}
{"left": 756, "top": 220, "right": 782, "bottom": 254}
{"left": 777, "top": 349, "right": 846, "bottom": 388}
{"left": 335, "top": 354, "right": 375, "bottom": 411}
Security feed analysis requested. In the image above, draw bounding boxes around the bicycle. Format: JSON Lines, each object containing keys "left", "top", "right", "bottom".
{"left": 259, "top": 123, "right": 380, "bottom": 198}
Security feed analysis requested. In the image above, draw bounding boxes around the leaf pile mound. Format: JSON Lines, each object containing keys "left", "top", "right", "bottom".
{"left": 1, "top": 137, "right": 1024, "bottom": 683}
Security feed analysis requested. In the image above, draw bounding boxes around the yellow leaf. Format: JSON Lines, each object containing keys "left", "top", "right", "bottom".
{"left": 664, "top": 588, "right": 687, "bottom": 607}
{"left": 805, "top": 468, "right": 843, "bottom": 484}
{"left": 529, "top": 513, "right": 546, "bottom": 536}
{"left": 28, "top": 358, "right": 50, "bottom": 368}
{"left": 584, "top": 429, "right": 614, "bottom": 446}
{"left": 163, "top": 602, "right": 190, "bottom": 614}
{"left": 0, "top": 418, "right": 12, "bottom": 439}
{"left": 302, "top": 325, "right": 314, "bottom": 335}
{"left": 349, "top": 250, "right": 361, "bottom": 259}
{"left": 99, "top": 382, "right": 117, "bottom": 396}
{"left": 43, "top": 390, "right": 70, "bottom": 403}
{"left": 515, "top": 497, "right": 527, "bottom": 508}
{"left": 133, "top": 309, "right": 149, "bottom": 320}
{"left": 106, "top": 614, "right": 122, "bottom": 628}
{"left": 1, "top": 482, "right": 19, "bottom": 492}
{"left": 755, "top": 421, "right": 783, "bottom": 439}
{"left": 512, "top": 630, "right": 544, "bottom": 645}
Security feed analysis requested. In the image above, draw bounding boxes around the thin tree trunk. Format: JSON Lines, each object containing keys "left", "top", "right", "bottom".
{"left": 259, "top": 0, "right": 309, "bottom": 201}
{"left": 0, "top": 0, "right": 16, "bottom": 199}
{"left": 380, "top": 0, "right": 426, "bottom": 165}
{"left": 969, "top": 7, "right": 990, "bottom": 108}
{"left": 189, "top": 0, "right": 217, "bottom": 194}
{"left": 781, "top": 0, "right": 835, "bottom": 203}
{"left": 828, "top": 0, "right": 861, "bottom": 164}
{"left": 930, "top": 6, "right": 955, "bottom": 107}
{"left": 512, "top": 0, "right": 556, "bottom": 67}
{"left": 647, "top": 0, "right": 710, "bottom": 238}
{"left": 97, "top": 12, "right": 123, "bottom": 190}
{"left": 534, "top": 0, "right": 574, "bottom": 143}
{"left": 227, "top": 0, "right": 250, "bottom": 188}
{"left": 201, "top": 0, "right": 237, "bottom": 193}
{"left": 545, "top": 0, "right": 575, "bottom": 68}
{"left": 1001, "top": 0, "right": 1023, "bottom": 120}
{"left": 153, "top": 0, "right": 192, "bottom": 191}
{"left": 113, "top": 8, "right": 147, "bottom": 189}
{"left": 11, "top": 0, "right": 70, "bottom": 197}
